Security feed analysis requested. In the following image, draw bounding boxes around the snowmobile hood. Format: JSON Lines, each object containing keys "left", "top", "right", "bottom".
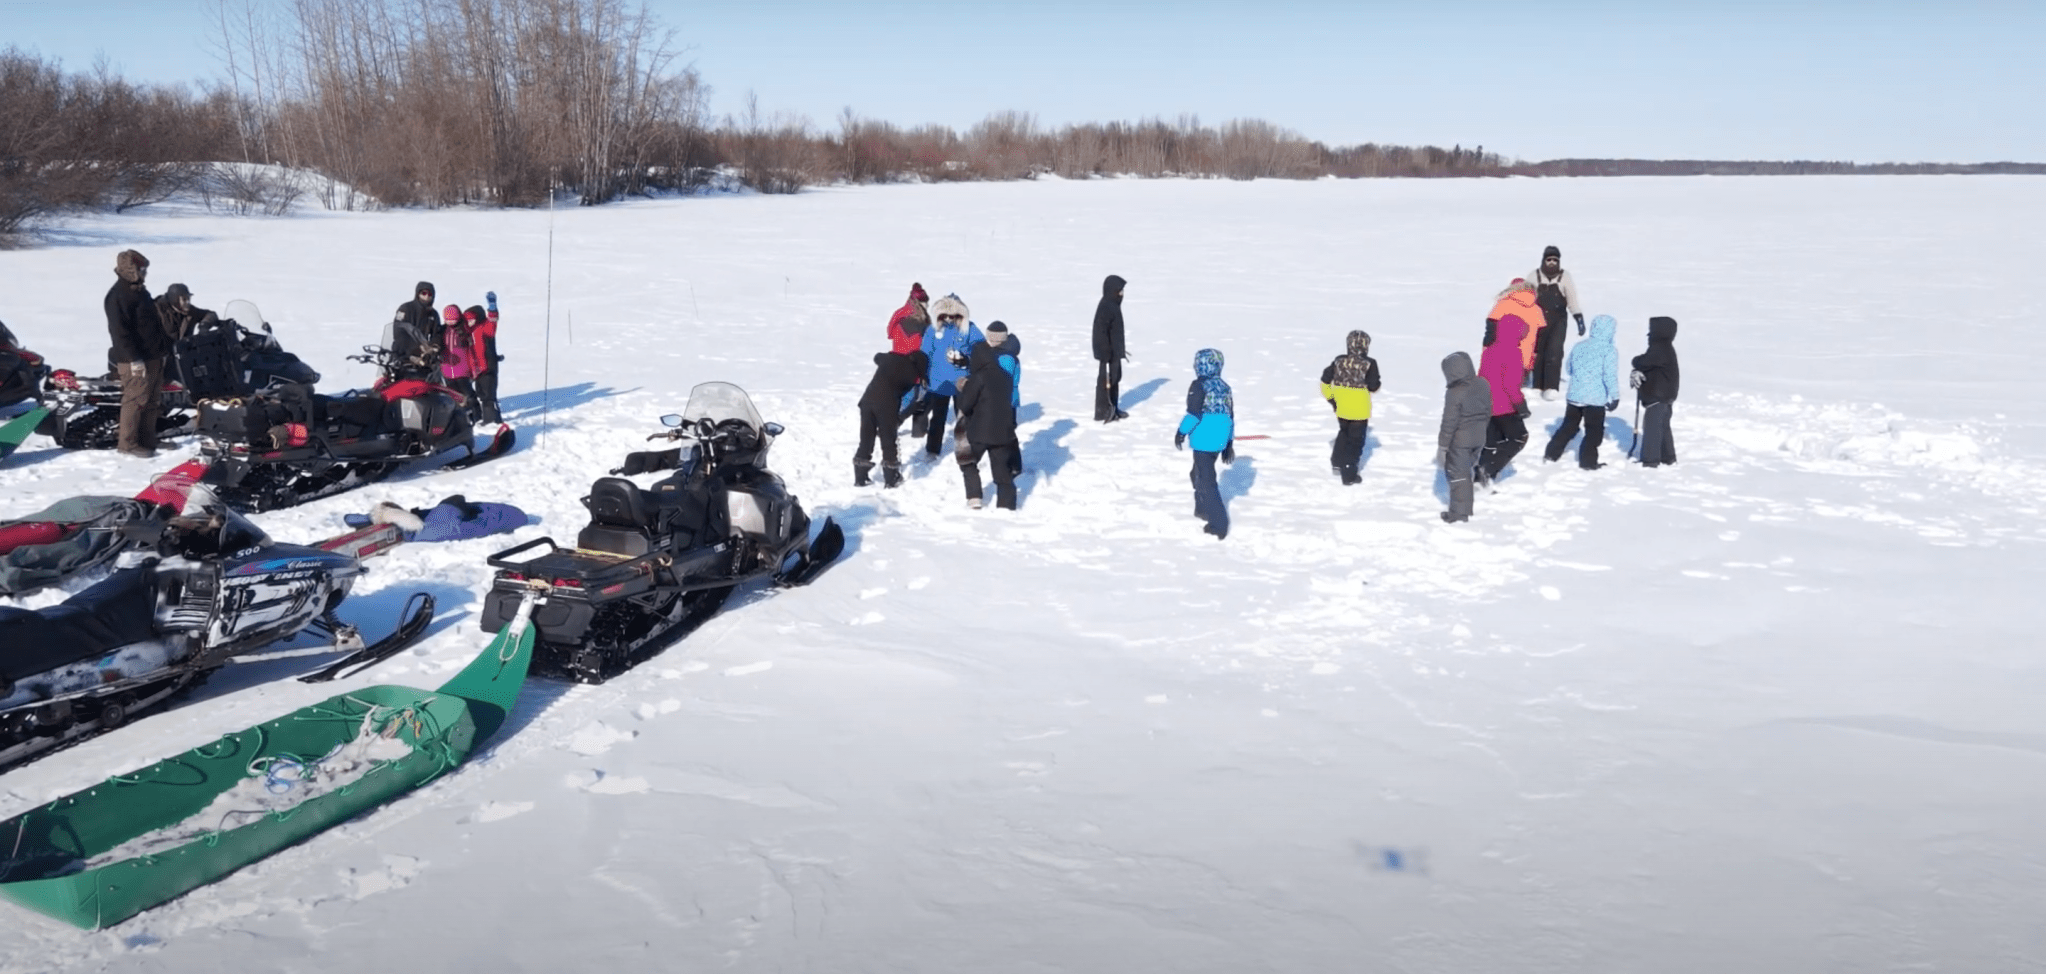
{"left": 1495, "top": 314, "right": 1530, "bottom": 346}
{"left": 1442, "top": 351, "right": 1476, "bottom": 383}
{"left": 1648, "top": 316, "right": 1679, "bottom": 343}
{"left": 1588, "top": 314, "right": 1618, "bottom": 344}
{"left": 1193, "top": 348, "right": 1224, "bottom": 379}
{"left": 1102, "top": 274, "right": 1126, "bottom": 299}
{"left": 1346, "top": 329, "right": 1370, "bottom": 357}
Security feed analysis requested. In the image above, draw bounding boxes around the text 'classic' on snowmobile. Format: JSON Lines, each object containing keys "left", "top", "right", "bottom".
{"left": 35, "top": 300, "right": 319, "bottom": 452}
{"left": 196, "top": 307, "right": 512, "bottom": 511}
{"left": 0, "top": 504, "right": 433, "bottom": 773}
{"left": 478, "top": 382, "right": 842, "bottom": 683}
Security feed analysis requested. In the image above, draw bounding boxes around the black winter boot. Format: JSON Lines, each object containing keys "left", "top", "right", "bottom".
{"left": 853, "top": 461, "right": 873, "bottom": 487}
{"left": 882, "top": 464, "right": 903, "bottom": 488}
{"left": 1340, "top": 465, "right": 1361, "bottom": 486}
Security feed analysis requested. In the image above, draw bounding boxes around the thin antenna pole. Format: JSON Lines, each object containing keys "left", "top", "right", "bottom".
{"left": 543, "top": 177, "right": 555, "bottom": 440}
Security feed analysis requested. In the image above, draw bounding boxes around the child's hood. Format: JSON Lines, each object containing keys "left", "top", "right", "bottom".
{"left": 1194, "top": 348, "right": 1224, "bottom": 379}
{"left": 1441, "top": 351, "right": 1476, "bottom": 383}
{"left": 1648, "top": 315, "right": 1679, "bottom": 343}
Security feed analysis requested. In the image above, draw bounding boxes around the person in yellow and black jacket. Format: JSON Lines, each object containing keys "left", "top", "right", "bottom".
{"left": 1319, "top": 329, "right": 1380, "bottom": 486}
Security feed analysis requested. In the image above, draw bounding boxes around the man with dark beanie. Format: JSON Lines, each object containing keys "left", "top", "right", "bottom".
{"left": 1526, "top": 245, "right": 1584, "bottom": 401}
{"left": 388, "top": 281, "right": 441, "bottom": 376}
{"left": 1630, "top": 316, "right": 1681, "bottom": 467}
{"left": 104, "top": 249, "right": 170, "bottom": 458}
{"left": 1092, "top": 274, "right": 1128, "bottom": 422}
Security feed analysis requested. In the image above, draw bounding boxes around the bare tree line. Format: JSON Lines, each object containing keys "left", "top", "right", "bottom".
{"left": 6, "top": 0, "right": 2037, "bottom": 245}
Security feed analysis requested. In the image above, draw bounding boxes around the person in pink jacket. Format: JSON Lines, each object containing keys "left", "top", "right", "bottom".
{"left": 1477, "top": 314, "right": 1531, "bottom": 483}
{"left": 440, "top": 303, "right": 478, "bottom": 403}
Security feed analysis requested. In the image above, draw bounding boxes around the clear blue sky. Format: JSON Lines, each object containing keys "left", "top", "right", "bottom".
{"left": 3, "top": 0, "right": 2037, "bottom": 162}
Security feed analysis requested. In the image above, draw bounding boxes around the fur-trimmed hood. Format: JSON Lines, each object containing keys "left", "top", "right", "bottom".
{"left": 930, "top": 293, "right": 970, "bottom": 324}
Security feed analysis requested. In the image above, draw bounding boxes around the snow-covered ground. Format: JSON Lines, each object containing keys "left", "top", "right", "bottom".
{"left": 2, "top": 175, "right": 2043, "bottom": 973}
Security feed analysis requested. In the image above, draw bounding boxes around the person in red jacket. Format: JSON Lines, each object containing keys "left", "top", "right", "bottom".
{"left": 466, "top": 301, "right": 502, "bottom": 424}
{"left": 887, "top": 283, "right": 931, "bottom": 434}
{"left": 1477, "top": 314, "right": 1532, "bottom": 483}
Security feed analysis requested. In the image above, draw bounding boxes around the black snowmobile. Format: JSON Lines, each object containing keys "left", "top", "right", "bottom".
{"left": 36, "top": 300, "right": 320, "bottom": 451}
{"left": 195, "top": 309, "right": 512, "bottom": 512}
{"left": 478, "top": 382, "right": 842, "bottom": 683}
{"left": 0, "top": 504, "right": 433, "bottom": 772}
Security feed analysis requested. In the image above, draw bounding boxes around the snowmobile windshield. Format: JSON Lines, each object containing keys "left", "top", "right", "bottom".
{"left": 0, "top": 321, "right": 18, "bottom": 348}
{"left": 216, "top": 506, "right": 272, "bottom": 553}
{"left": 677, "top": 382, "right": 765, "bottom": 435}
{"left": 223, "top": 299, "right": 279, "bottom": 348}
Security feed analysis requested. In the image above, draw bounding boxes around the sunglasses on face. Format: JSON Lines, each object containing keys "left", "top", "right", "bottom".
{"left": 938, "top": 314, "right": 962, "bottom": 322}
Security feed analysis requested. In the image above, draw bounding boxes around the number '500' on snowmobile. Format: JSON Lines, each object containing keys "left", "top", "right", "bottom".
{"left": 0, "top": 504, "right": 432, "bottom": 772}
{"left": 195, "top": 306, "right": 511, "bottom": 511}
{"left": 479, "top": 382, "right": 843, "bottom": 684}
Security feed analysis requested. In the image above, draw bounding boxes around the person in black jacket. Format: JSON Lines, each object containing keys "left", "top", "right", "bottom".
{"left": 104, "top": 249, "right": 170, "bottom": 457}
{"left": 1630, "top": 316, "right": 1680, "bottom": 467}
{"left": 955, "top": 342, "right": 1019, "bottom": 509}
{"left": 154, "top": 283, "right": 215, "bottom": 346}
{"left": 854, "top": 350, "right": 928, "bottom": 487}
{"left": 1092, "top": 274, "right": 1128, "bottom": 422}
{"left": 388, "top": 281, "right": 440, "bottom": 376}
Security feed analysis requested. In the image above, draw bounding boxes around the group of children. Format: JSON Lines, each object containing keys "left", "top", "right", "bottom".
{"left": 857, "top": 283, "right": 1024, "bottom": 509}
{"left": 387, "top": 281, "right": 504, "bottom": 424}
{"left": 847, "top": 254, "right": 1681, "bottom": 536}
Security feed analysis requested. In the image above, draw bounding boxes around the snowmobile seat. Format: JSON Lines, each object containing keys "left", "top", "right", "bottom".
{"left": 0, "top": 566, "right": 159, "bottom": 684}
{"left": 579, "top": 477, "right": 655, "bottom": 556}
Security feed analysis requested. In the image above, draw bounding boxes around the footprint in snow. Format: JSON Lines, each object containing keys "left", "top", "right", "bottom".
{"left": 470, "top": 800, "right": 535, "bottom": 824}
{"left": 565, "top": 721, "right": 638, "bottom": 756}
{"left": 566, "top": 769, "right": 650, "bottom": 795}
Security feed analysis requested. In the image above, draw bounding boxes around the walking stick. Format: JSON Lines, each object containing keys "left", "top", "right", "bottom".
{"left": 1627, "top": 394, "right": 1642, "bottom": 460}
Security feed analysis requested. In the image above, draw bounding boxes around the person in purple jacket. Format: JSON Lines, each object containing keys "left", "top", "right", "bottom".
{"left": 1477, "top": 314, "right": 1531, "bottom": 483}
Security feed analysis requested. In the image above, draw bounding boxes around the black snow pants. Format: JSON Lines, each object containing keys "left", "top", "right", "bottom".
{"left": 1481, "top": 413, "right": 1527, "bottom": 479}
{"left": 922, "top": 393, "right": 955, "bottom": 456}
{"left": 960, "top": 441, "right": 1019, "bottom": 509}
{"left": 1638, "top": 401, "right": 1677, "bottom": 467}
{"left": 1544, "top": 404, "right": 1607, "bottom": 469}
{"left": 1190, "top": 449, "right": 1227, "bottom": 537}
{"left": 855, "top": 405, "right": 901, "bottom": 483}
{"left": 1331, "top": 418, "right": 1369, "bottom": 477}
{"left": 1095, "top": 359, "right": 1123, "bottom": 421}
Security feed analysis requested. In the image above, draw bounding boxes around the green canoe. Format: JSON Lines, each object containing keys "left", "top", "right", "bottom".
{"left": 0, "top": 590, "right": 543, "bottom": 929}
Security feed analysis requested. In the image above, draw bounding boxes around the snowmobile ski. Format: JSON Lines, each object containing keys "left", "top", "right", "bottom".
{"left": 0, "top": 405, "right": 50, "bottom": 461}
{"left": 437, "top": 424, "right": 516, "bottom": 472}
{"left": 776, "top": 516, "right": 843, "bottom": 587}
{"left": 299, "top": 591, "right": 436, "bottom": 683}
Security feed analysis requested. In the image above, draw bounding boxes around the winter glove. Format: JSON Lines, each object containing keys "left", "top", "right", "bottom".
{"left": 486, "top": 290, "right": 498, "bottom": 313}
{"left": 947, "top": 348, "right": 967, "bottom": 367}
{"left": 1221, "top": 443, "right": 1235, "bottom": 464}
{"left": 1174, "top": 431, "right": 1187, "bottom": 451}
{"left": 1574, "top": 313, "right": 1586, "bottom": 336}
{"left": 1606, "top": 400, "right": 1619, "bottom": 411}
{"left": 1629, "top": 369, "right": 1645, "bottom": 389}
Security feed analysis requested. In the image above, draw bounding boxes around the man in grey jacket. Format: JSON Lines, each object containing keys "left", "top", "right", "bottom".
{"left": 1437, "top": 351, "right": 1492, "bottom": 523}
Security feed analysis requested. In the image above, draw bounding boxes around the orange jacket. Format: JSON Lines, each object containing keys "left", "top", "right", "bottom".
{"left": 1488, "top": 286, "right": 1544, "bottom": 369}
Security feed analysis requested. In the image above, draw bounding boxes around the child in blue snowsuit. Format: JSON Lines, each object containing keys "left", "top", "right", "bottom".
{"left": 1174, "top": 348, "right": 1235, "bottom": 540}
